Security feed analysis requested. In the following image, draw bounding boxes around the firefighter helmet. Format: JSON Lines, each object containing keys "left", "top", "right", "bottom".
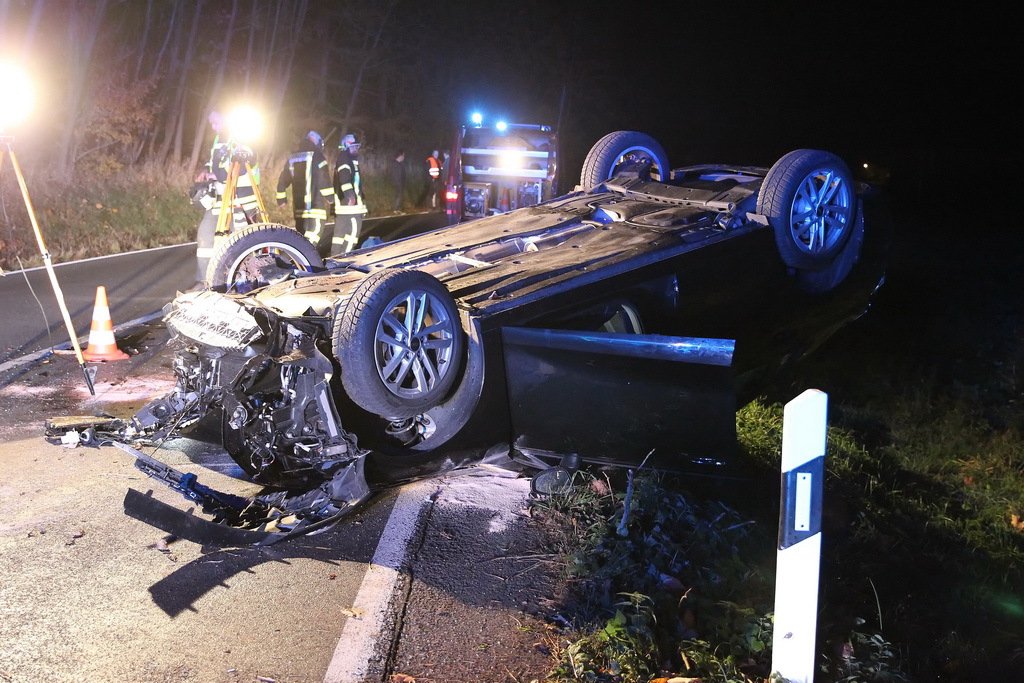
{"left": 306, "top": 130, "right": 323, "bottom": 148}
{"left": 341, "top": 133, "right": 360, "bottom": 150}
{"left": 208, "top": 110, "right": 224, "bottom": 131}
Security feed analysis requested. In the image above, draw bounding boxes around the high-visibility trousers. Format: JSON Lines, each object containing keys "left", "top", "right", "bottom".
{"left": 301, "top": 217, "right": 331, "bottom": 258}
{"left": 333, "top": 204, "right": 368, "bottom": 255}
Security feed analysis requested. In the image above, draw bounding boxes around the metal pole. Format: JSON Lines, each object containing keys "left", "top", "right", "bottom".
{"left": 3, "top": 140, "right": 95, "bottom": 394}
{"left": 245, "top": 160, "right": 269, "bottom": 222}
{"left": 771, "top": 389, "right": 827, "bottom": 682}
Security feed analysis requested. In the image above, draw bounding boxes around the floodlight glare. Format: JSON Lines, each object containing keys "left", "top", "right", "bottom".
{"left": 0, "top": 61, "right": 35, "bottom": 130}
{"left": 470, "top": 111, "right": 483, "bottom": 126}
{"left": 226, "top": 105, "right": 262, "bottom": 144}
{"left": 498, "top": 149, "right": 523, "bottom": 170}
{"left": 495, "top": 120, "right": 508, "bottom": 132}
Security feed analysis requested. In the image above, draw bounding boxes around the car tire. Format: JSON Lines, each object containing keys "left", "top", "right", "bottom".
{"left": 333, "top": 268, "right": 465, "bottom": 419}
{"left": 206, "top": 223, "right": 323, "bottom": 292}
{"left": 580, "top": 131, "right": 670, "bottom": 189}
{"left": 757, "top": 149, "right": 857, "bottom": 271}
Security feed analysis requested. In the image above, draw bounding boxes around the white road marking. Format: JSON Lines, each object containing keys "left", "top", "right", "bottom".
{"left": 3, "top": 243, "right": 197, "bottom": 275}
{"left": 323, "top": 480, "right": 435, "bottom": 683}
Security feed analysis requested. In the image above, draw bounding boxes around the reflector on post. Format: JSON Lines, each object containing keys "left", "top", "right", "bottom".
{"left": 771, "top": 389, "right": 827, "bottom": 683}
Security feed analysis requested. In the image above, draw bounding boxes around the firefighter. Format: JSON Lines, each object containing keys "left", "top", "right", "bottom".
{"left": 332, "top": 133, "right": 367, "bottom": 255}
{"left": 193, "top": 112, "right": 261, "bottom": 282}
{"left": 276, "top": 130, "right": 334, "bottom": 245}
{"left": 426, "top": 149, "right": 442, "bottom": 209}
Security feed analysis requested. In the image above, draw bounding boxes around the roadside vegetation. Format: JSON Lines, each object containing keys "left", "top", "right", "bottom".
{"left": 0, "top": 154, "right": 429, "bottom": 272}
{"left": 534, "top": 216, "right": 1024, "bottom": 682}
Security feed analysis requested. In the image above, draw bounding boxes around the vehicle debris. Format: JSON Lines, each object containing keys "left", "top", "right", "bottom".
{"left": 43, "top": 416, "right": 371, "bottom": 548}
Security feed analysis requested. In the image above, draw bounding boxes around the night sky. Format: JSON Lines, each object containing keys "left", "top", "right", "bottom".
{"left": 0, "top": 2, "right": 1009, "bottom": 210}
{"left": 423, "top": 2, "right": 1007, "bottom": 197}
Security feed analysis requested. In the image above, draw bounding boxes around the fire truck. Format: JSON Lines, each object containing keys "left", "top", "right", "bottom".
{"left": 444, "top": 118, "right": 558, "bottom": 224}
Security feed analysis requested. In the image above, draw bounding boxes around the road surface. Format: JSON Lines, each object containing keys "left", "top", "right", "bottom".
{"left": 0, "top": 262, "right": 558, "bottom": 682}
{"left": 0, "top": 212, "right": 448, "bottom": 367}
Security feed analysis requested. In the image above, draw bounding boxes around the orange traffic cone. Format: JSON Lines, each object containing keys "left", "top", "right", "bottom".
{"left": 82, "top": 286, "right": 129, "bottom": 361}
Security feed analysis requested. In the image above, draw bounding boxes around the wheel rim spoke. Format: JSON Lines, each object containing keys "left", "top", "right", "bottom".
{"left": 381, "top": 312, "right": 407, "bottom": 336}
{"left": 792, "top": 207, "right": 814, "bottom": 222}
{"left": 412, "top": 293, "right": 428, "bottom": 333}
{"left": 418, "top": 321, "right": 449, "bottom": 337}
{"left": 416, "top": 348, "right": 439, "bottom": 387}
{"left": 810, "top": 220, "right": 824, "bottom": 251}
{"left": 403, "top": 293, "right": 417, "bottom": 333}
{"left": 823, "top": 215, "right": 844, "bottom": 231}
{"left": 390, "top": 353, "right": 415, "bottom": 388}
{"left": 410, "top": 355, "right": 429, "bottom": 391}
{"left": 382, "top": 348, "right": 410, "bottom": 379}
{"left": 421, "top": 336, "right": 452, "bottom": 350}
{"left": 800, "top": 177, "right": 818, "bottom": 204}
{"left": 820, "top": 175, "right": 841, "bottom": 205}
{"left": 378, "top": 331, "right": 407, "bottom": 349}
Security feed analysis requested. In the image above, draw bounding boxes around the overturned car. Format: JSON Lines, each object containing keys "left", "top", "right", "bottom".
{"left": 52, "top": 131, "right": 889, "bottom": 543}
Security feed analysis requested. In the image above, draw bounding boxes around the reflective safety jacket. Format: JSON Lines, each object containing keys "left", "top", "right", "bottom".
{"left": 334, "top": 148, "right": 364, "bottom": 211}
{"left": 426, "top": 154, "right": 441, "bottom": 179}
{"left": 276, "top": 148, "right": 334, "bottom": 220}
{"left": 211, "top": 143, "right": 261, "bottom": 217}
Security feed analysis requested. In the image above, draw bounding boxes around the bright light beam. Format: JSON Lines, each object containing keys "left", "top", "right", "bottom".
{"left": 0, "top": 61, "right": 35, "bottom": 130}
{"left": 226, "top": 105, "right": 263, "bottom": 144}
{"left": 498, "top": 149, "right": 524, "bottom": 170}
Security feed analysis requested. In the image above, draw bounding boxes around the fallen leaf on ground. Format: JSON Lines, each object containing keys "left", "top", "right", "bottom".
{"left": 341, "top": 607, "right": 365, "bottom": 618}
{"left": 1011, "top": 513, "right": 1024, "bottom": 531}
{"left": 390, "top": 674, "right": 415, "bottom": 683}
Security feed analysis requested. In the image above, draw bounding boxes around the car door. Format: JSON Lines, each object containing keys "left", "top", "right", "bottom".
{"left": 500, "top": 325, "right": 740, "bottom": 476}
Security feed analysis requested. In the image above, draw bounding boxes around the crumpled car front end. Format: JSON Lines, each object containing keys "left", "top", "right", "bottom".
{"left": 43, "top": 288, "right": 374, "bottom": 547}
{"left": 161, "top": 289, "right": 363, "bottom": 490}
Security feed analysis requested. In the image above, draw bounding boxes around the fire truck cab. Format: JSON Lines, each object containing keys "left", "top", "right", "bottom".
{"left": 445, "top": 120, "right": 558, "bottom": 224}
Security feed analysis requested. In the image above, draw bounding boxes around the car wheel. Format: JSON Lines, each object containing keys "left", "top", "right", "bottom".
{"left": 757, "top": 149, "right": 856, "bottom": 271}
{"left": 580, "top": 131, "right": 670, "bottom": 189}
{"left": 333, "top": 269, "right": 465, "bottom": 420}
{"left": 206, "top": 223, "right": 323, "bottom": 292}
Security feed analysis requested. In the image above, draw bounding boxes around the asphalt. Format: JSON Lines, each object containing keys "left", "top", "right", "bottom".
{"left": 0, "top": 286, "right": 565, "bottom": 683}
{"left": 0, "top": 211, "right": 450, "bottom": 367}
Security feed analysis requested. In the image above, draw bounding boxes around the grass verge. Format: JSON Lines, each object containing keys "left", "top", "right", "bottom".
{"left": 533, "top": 222, "right": 1024, "bottom": 682}
{"left": 0, "top": 157, "right": 430, "bottom": 271}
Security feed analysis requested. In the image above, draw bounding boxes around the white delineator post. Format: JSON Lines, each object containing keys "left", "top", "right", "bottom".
{"left": 771, "top": 389, "right": 827, "bottom": 683}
